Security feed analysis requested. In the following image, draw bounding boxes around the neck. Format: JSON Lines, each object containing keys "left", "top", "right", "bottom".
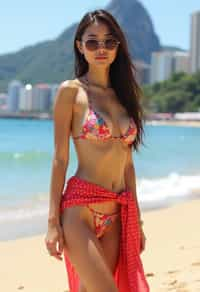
{"left": 86, "top": 67, "right": 111, "bottom": 89}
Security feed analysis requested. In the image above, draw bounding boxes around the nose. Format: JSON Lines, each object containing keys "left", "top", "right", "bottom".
{"left": 98, "top": 47, "right": 106, "bottom": 54}
{"left": 97, "top": 41, "right": 106, "bottom": 53}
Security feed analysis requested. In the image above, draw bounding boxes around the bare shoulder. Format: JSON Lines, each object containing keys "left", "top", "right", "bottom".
{"left": 53, "top": 79, "right": 80, "bottom": 110}
{"left": 61, "top": 79, "right": 81, "bottom": 89}
{"left": 56, "top": 79, "right": 79, "bottom": 98}
{"left": 67, "top": 78, "right": 89, "bottom": 109}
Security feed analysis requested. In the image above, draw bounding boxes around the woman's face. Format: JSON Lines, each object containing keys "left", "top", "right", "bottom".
{"left": 76, "top": 21, "right": 119, "bottom": 68}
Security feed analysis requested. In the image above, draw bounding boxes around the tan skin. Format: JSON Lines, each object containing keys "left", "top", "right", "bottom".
{"left": 45, "top": 21, "right": 146, "bottom": 292}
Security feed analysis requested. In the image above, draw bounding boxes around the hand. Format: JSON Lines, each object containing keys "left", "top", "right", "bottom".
{"left": 139, "top": 226, "right": 146, "bottom": 254}
{"left": 45, "top": 223, "right": 64, "bottom": 261}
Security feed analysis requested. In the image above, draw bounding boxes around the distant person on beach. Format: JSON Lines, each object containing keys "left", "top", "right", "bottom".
{"left": 45, "top": 9, "right": 149, "bottom": 292}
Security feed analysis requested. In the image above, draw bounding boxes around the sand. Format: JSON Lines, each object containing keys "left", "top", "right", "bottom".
{"left": 0, "top": 198, "right": 200, "bottom": 292}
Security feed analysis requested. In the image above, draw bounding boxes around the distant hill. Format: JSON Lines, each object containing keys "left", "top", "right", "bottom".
{"left": 0, "top": 0, "right": 160, "bottom": 92}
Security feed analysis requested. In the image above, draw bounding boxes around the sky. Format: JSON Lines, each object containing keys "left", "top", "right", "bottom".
{"left": 0, "top": 0, "right": 200, "bottom": 56}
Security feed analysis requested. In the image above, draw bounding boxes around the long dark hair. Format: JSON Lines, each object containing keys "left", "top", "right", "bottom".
{"left": 73, "top": 9, "right": 144, "bottom": 151}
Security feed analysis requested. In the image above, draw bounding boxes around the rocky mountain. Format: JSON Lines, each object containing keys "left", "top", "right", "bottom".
{"left": 0, "top": 0, "right": 160, "bottom": 91}
{"left": 106, "top": 0, "right": 160, "bottom": 63}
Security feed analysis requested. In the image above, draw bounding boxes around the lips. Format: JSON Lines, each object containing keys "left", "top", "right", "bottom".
{"left": 95, "top": 56, "right": 107, "bottom": 59}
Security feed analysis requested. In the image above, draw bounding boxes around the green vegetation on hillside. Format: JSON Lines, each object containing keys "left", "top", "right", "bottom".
{"left": 142, "top": 72, "right": 200, "bottom": 113}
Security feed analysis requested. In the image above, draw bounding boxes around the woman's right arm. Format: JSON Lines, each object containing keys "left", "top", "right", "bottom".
{"left": 45, "top": 80, "right": 77, "bottom": 260}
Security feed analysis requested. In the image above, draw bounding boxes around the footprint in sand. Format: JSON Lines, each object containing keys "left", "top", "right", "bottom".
{"left": 145, "top": 272, "right": 155, "bottom": 277}
{"left": 191, "top": 261, "right": 200, "bottom": 266}
{"left": 179, "top": 245, "right": 185, "bottom": 250}
{"left": 169, "top": 279, "right": 178, "bottom": 285}
{"left": 168, "top": 280, "right": 189, "bottom": 291}
{"left": 17, "top": 286, "right": 24, "bottom": 290}
{"left": 167, "top": 269, "right": 180, "bottom": 275}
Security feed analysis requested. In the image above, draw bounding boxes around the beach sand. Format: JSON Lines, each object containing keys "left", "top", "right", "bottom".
{"left": 0, "top": 198, "right": 200, "bottom": 292}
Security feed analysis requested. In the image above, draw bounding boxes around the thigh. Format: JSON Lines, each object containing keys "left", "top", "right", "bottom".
{"left": 61, "top": 207, "right": 118, "bottom": 292}
{"left": 99, "top": 214, "right": 121, "bottom": 274}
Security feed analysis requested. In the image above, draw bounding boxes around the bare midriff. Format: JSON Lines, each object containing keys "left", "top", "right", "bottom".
{"left": 73, "top": 138, "right": 129, "bottom": 215}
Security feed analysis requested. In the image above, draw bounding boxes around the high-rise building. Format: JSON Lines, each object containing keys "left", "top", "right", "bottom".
{"left": 150, "top": 51, "right": 190, "bottom": 84}
{"left": 150, "top": 51, "right": 174, "bottom": 84}
{"left": 7, "top": 80, "right": 23, "bottom": 112}
{"left": 19, "top": 84, "right": 33, "bottom": 111}
{"left": 190, "top": 11, "right": 200, "bottom": 73}
{"left": 173, "top": 51, "right": 190, "bottom": 74}
{"left": 50, "top": 84, "right": 59, "bottom": 107}
{"left": 32, "top": 83, "right": 51, "bottom": 112}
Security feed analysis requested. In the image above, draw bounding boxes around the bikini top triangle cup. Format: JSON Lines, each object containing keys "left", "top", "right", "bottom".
{"left": 73, "top": 81, "right": 137, "bottom": 145}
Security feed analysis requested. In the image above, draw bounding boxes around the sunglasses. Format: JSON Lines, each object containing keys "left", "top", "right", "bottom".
{"left": 82, "top": 38, "right": 120, "bottom": 51}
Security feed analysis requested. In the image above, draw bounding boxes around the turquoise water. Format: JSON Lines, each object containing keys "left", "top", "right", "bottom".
{"left": 0, "top": 118, "right": 200, "bottom": 240}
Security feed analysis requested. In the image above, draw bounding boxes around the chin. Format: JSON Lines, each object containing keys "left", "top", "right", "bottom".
{"left": 94, "top": 60, "right": 112, "bottom": 66}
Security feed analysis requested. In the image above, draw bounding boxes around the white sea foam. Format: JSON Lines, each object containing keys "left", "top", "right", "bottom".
{"left": 0, "top": 173, "right": 200, "bottom": 223}
{"left": 137, "top": 172, "right": 200, "bottom": 206}
{"left": 13, "top": 152, "right": 24, "bottom": 159}
{"left": 0, "top": 204, "right": 48, "bottom": 223}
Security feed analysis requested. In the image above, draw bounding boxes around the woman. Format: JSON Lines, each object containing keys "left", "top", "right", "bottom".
{"left": 45, "top": 9, "right": 150, "bottom": 292}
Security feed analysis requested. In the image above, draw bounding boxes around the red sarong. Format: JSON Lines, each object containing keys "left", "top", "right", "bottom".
{"left": 60, "top": 176, "right": 150, "bottom": 292}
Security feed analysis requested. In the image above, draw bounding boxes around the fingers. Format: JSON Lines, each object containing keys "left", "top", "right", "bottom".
{"left": 58, "top": 236, "right": 64, "bottom": 254}
{"left": 45, "top": 238, "right": 63, "bottom": 261}
{"left": 51, "top": 251, "right": 63, "bottom": 261}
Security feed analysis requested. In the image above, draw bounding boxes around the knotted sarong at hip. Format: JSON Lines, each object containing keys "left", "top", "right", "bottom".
{"left": 60, "top": 175, "right": 150, "bottom": 292}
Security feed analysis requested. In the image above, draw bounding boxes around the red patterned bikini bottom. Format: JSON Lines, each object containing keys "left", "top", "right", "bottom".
{"left": 86, "top": 203, "right": 120, "bottom": 238}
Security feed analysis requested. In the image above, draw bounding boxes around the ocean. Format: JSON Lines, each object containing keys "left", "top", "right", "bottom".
{"left": 0, "top": 118, "right": 200, "bottom": 240}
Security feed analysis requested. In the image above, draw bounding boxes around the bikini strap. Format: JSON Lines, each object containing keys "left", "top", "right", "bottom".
{"left": 86, "top": 204, "right": 120, "bottom": 216}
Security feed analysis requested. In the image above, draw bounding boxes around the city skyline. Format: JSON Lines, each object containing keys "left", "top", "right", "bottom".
{"left": 1, "top": 2, "right": 200, "bottom": 109}
{"left": 1, "top": 0, "right": 200, "bottom": 55}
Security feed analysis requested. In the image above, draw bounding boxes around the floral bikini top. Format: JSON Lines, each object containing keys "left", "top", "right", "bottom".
{"left": 73, "top": 97, "right": 137, "bottom": 146}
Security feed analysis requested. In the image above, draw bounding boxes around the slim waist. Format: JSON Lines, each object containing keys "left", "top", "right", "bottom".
{"left": 60, "top": 175, "right": 134, "bottom": 217}
{"left": 66, "top": 175, "right": 129, "bottom": 195}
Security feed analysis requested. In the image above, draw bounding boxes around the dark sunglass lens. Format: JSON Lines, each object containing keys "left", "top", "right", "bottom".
{"left": 85, "top": 40, "right": 98, "bottom": 51}
{"left": 106, "top": 39, "right": 118, "bottom": 49}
